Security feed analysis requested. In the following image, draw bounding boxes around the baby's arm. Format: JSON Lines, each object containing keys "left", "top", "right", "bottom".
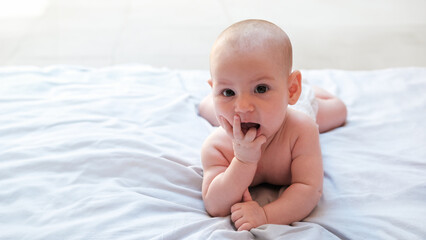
{"left": 264, "top": 120, "right": 323, "bottom": 225}
{"left": 201, "top": 144, "right": 257, "bottom": 217}
{"left": 202, "top": 115, "right": 266, "bottom": 217}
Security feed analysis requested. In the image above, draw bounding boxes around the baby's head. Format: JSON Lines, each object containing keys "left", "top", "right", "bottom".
{"left": 210, "top": 19, "right": 293, "bottom": 79}
{"left": 208, "top": 19, "right": 303, "bottom": 138}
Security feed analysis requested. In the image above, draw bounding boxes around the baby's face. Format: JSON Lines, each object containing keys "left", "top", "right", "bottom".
{"left": 210, "top": 45, "right": 290, "bottom": 139}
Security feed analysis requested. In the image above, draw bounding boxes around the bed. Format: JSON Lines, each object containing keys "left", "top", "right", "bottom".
{"left": 1, "top": 65, "right": 425, "bottom": 239}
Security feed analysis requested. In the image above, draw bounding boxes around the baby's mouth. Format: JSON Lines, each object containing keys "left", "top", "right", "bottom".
{"left": 240, "top": 122, "right": 260, "bottom": 135}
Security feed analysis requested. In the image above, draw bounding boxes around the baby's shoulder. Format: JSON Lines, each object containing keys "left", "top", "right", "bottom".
{"left": 285, "top": 109, "right": 319, "bottom": 136}
{"left": 284, "top": 109, "right": 321, "bottom": 159}
{"left": 201, "top": 127, "right": 233, "bottom": 156}
{"left": 204, "top": 127, "right": 231, "bottom": 145}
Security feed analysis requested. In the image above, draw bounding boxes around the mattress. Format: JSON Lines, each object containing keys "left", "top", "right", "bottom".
{"left": 0, "top": 65, "right": 425, "bottom": 239}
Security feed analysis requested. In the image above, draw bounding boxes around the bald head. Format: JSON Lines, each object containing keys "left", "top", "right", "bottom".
{"left": 211, "top": 19, "right": 293, "bottom": 74}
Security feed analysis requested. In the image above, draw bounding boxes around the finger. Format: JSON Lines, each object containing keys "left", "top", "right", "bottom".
{"left": 231, "top": 203, "right": 241, "bottom": 213}
{"left": 242, "top": 189, "right": 253, "bottom": 202}
{"left": 234, "top": 217, "right": 244, "bottom": 230}
{"left": 231, "top": 210, "right": 242, "bottom": 223}
{"left": 244, "top": 127, "right": 257, "bottom": 141}
{"left": 238, "top": 222, "right": 253, "bottom": 231}
{"left": 220, "top": 116, "right": 233, "bottom": 137}
{"left": 253, "top": 134, "right": 267, "bottom": 146}
{"left": 233, "top": 115, "right": 244, "bottom": 140}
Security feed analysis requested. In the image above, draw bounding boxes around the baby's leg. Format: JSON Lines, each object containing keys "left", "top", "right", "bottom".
{"left": 313, "top": 86, "right": 347, "bottom": 133}
{"left": 198, "top": 94, "right": 220, "bottom": 126}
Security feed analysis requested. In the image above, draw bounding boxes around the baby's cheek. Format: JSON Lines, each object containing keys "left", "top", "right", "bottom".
{"left": 214, "top": 105, "right": 229, "bottom": 117}
{"left": 267, "top": 108, "right": 286, "bottom": 126}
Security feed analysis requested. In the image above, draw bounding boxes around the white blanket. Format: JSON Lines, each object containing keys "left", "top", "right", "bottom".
{"left": 1, "top": 65, "right": 425, "bottom": 239}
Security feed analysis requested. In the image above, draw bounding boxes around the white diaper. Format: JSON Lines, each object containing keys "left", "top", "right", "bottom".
{"left": 289, "top": 80, "right": 318, "bottom": 121}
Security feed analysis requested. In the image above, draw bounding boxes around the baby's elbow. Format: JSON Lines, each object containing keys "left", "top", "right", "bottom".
{"left": 317, "top": 188, "right": 323, "bottom": 201}
{"left": 202, "top": 189, "right": 230, "bottom": 217}
{"left": 338, "top": 99, "right": 348, "bottom": 126}
{"left": 205, "top": 203, "right": 230, "bottom": 217}
{"left": 314, "top": 186, "right": 323, "bottom": 204}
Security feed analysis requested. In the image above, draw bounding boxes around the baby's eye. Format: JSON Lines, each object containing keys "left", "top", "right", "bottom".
{"left": 255, "top": 85, "right": 269, "bottom": 94}
{"left": 222, "top": 89, "right": 235, "bottom": 97}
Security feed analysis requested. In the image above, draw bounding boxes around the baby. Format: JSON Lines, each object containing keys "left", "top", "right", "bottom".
{"left": 199, "top": 19, "right": 347, "bottom": 231}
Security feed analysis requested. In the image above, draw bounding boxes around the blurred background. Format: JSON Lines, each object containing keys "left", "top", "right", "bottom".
{"left": 1, "top": 0, "right": 425, "bottom": 70}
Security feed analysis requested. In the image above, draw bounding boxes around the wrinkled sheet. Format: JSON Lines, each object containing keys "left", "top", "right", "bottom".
{"left": 0, "top": 65, "right": 425, "bottom": 239}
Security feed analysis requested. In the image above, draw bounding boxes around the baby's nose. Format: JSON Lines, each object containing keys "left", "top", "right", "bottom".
{"left": 234, "top": 95, "right": 254, "bottom": 113}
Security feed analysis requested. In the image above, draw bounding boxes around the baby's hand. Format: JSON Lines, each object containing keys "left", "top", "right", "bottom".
{"left": 231, "top": 189, "right": 267, "bottom": 231}
{"left": 220, "top": 115, "right": 267, "bottom": 164}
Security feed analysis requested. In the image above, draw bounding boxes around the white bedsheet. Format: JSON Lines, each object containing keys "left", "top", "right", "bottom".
{"left": 0, "top": 65, "right": 425, "bottom": 239}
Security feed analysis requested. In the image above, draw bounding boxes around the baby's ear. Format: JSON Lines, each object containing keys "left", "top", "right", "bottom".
{"left": 207, "top": 79, "right": 213, "bottom": 88}
{"left": 287, "top": 70, "right": 302, "bottom": 105}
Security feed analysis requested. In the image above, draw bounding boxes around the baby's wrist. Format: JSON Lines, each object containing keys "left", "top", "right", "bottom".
{"left": 261, "top": 206, "right": 269, "bottom": 225}
{"left": 234, "top": 156, "right": 258, "bottom": 167}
